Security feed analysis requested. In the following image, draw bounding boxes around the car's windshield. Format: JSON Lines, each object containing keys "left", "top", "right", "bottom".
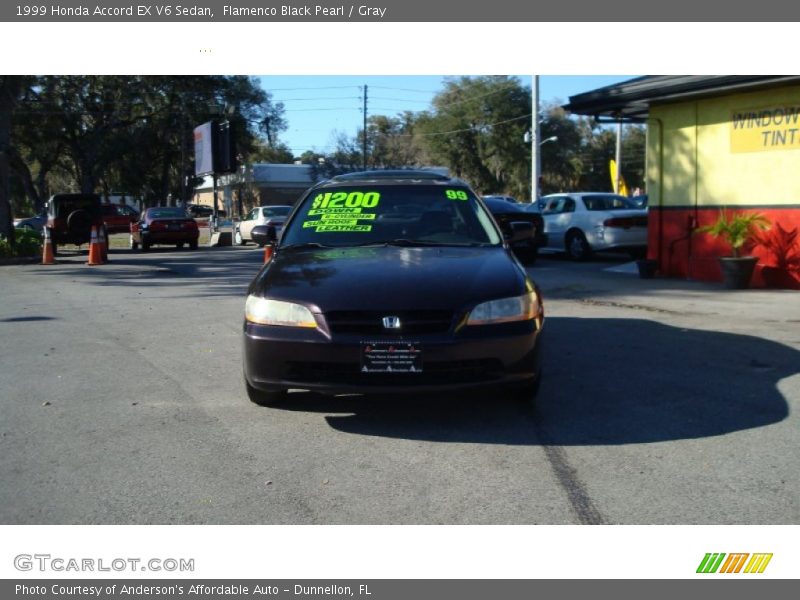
{"left": 263, "top": 206, "right": 291, "bottom": 218}
{"left": 280, "top": 184, "right": 502, "bottom": 248}
{"left": 583, "top": 195, "right": 637, "bottom": 211}
{"left": 147, "top": 207, "right": 188, "bottom": 219}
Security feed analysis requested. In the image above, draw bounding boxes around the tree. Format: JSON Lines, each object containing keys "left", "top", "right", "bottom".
{"left": 8, "top": 76, "right": 288, "bottom": 211}
{"left": 252, "top": 142, "right": 294, "bottom": 164}
{"left": 364, "top": 113, "right": 423, "bottom": 168}
{"left": 415, "top": 76, "right": 531, "bottom": 198}
{"left": 539, "top": 103, "right": 585, "bottom": 194}
{"left": 0, "top": 76, "right": 26, "bottom": 244}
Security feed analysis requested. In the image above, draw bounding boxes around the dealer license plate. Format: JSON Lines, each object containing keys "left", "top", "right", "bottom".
{"left": 361, "top": 342, "right": 423, "bottom": 373}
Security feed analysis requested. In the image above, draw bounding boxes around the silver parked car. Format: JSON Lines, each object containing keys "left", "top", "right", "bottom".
{"left": 234, "top": 205, "right": 293, "bottom": 246}
{"left": 13, "top": 210, "right": 47, "bottom": 232}
{"left": 539, "top": 193, "right": 648, "bottom": 260}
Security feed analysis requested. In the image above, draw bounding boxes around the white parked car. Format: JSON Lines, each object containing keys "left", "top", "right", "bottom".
{"left": 539, "top": 193, "right": 648, "bottom": 260}
{"left": 234, "top": 205, "right": 293, "bottom": 246}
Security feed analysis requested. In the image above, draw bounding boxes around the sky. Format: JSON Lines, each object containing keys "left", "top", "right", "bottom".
{"left": 258, "top": 75, "right": 635, "bottom": 156}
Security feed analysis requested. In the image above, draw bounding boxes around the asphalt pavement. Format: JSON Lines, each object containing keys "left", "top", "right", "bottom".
{"left": 0, "top": 242, "right": 798, "bottom": 524}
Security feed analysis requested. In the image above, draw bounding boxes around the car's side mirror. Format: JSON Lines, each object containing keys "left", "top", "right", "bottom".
{"left": 506, "top": 221, "right": 535, "bottom": 244}
{"left": 251, "top": 225, "right": 278, "bottom": 246}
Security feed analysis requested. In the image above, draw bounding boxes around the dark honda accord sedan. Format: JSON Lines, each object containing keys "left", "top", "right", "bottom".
{"left": 243, "top": 170, "right": 544, "bottom": 405}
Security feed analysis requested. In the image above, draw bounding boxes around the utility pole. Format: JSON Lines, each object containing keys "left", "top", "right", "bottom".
{"left": 615, "top": 119, "right": 623, "bottom": 194}
{"left": 532, "top": 75, "right": 540, "bottom": 202}
{"left": 362, "top": 85, "right": 368, "bottom": 170}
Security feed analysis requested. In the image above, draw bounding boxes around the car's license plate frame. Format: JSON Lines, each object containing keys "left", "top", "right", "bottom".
{"left": 361, "top": 342, "right": 423, "bottom": 373}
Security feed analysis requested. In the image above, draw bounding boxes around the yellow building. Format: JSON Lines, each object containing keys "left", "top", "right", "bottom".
{"left": 566, "top": 76, "right": 800, "bottom": 289}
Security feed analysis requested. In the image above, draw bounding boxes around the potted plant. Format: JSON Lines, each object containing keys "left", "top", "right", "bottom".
{"left": 695, "top": 210, "right": 770, "bottom": 289}
{"left": 757, "top": 222, "right": 800, "bottom": 289}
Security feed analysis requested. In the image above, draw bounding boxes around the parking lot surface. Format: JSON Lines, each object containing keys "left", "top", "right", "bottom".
{"left": 1, "top": 244, "right": 798, "bottom": 524}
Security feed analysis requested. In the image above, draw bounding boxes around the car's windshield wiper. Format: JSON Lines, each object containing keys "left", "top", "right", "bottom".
{"left": 283, "top": 240, "right": 494, "bottom": 250}
{"left": 383, "top": 239, "right": 493, "bottom": 248}
{"left": 337, "top": 239, "right": 447, "bottom": 247}
{"left": 280, "top": 242, "right": 334, "bottom": 250}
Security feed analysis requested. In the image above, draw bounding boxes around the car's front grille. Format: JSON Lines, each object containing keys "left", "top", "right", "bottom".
{"left": 324, "top": 310, "right": 455, "bottom": 335}
{"left": 284, "top": 358, "right": 503, "bottom": 386}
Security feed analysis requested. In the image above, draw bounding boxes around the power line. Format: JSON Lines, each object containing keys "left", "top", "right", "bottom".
{"left": 370, "top": 113, "right": 533, "bottom": 138}
{"left": 282, "top": 107, "right": 361, "bottom": 112}
{"left": 276, "top": 96, "right": 362, "bottom": 102}
{"left": 369, "top": 96, "right": 433, "bottom": 104}
{"left": 370, "top": 85, "right": 441, "bottom": 94}
{"left": 262, "top": 85, "right": 360, "bottom": 91}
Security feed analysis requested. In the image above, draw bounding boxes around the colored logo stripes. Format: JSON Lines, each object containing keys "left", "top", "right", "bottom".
{"left": 697, "top": 553, "right": 773, "bottom": 573}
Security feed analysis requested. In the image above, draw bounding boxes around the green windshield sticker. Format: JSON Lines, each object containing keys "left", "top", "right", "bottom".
{"left": 303, "top": 219, "right": 373, "bottom": 232}
{"left": 303, "top": 207, "right": 377, "bottom": 232}
{"left": 309, "top": 219, "right": 359, "bottom": 227}
{"left": 445, "top": 189, "right": 469, "bottom": 201}
{"left": 321, "top": 212, "right": 375, "bottom": 221}
{"left": 311, "top": 191, "right": 381, "bottom": 209}
{"left": 315, "top": 224, "right": 372, "bottom": 233}
{"left": 308, "top": 207, "right": 363, "bottom": 216}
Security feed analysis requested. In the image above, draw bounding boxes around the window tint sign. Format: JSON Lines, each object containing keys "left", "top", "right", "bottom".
{"left": 730, "top": 105, "right": 800, "bottom": 153}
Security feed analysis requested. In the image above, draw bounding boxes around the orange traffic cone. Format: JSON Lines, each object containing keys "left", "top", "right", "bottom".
{"left": 98, "top": 226, "right": 109, "bottom": 262}
{"left": 87, "top": 226, "right": 104, "bottom": 266}
{"left": 263, "top": 244, "right": 274, "bottom": 264}
{"left": 41, "top": 227, "right": 56, "bottom": 265}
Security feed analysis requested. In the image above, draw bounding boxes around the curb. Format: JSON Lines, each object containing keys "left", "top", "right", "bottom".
{"left": 0, "top": 256, "right": 42, "bottom": 266}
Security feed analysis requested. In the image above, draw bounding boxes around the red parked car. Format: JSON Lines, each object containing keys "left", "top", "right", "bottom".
{"left": 101, "top": 203, "right": 139, "bottom": 234}
{"left": 130, "top": 207, "right": 199, "bottom": 251}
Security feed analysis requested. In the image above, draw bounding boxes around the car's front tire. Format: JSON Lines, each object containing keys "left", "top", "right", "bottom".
{"left": 566, "top": 230, "right": 591, "bottom": 261}
{"left": 509, "top": 369, "right": 542, "bottom": 406}
{"left": 515, "top": 244, "right": 538, "bottom": 266}
{"left": 235, "top": 229, "right": 246, "bottom": 246}
{"left": 245, "top": 378, "right": 288, "bottom": 407}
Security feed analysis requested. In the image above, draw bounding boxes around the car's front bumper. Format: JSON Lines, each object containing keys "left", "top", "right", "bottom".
{"left": 244, "top": 320, "right": 543, "bottom": 395}
{"left": 141, "top": 231, "right": 199, "bottom": 244}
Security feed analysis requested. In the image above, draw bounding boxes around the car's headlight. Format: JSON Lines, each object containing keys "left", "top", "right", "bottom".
{"left": 245, "top": 295, "right": 317, "bottom": 328}
{"left": 467, "top": 291, "right": 540, "bottom": 325}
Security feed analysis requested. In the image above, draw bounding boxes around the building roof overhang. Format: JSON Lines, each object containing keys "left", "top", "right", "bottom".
{"left": 564, "top": 75, "right": 800, "bottom": 122}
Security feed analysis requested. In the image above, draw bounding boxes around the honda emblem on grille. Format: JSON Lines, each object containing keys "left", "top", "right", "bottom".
{"left": 382, "top": 316, "right": 401, "bottom": 329}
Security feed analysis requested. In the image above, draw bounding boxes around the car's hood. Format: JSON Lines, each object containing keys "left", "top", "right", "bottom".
{"left": 251, "top": 245, "right": 529, "bottom": 312}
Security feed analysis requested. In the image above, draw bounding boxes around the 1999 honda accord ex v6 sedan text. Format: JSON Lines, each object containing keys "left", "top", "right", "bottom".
{"left": 243, "top": 170, "right": 545, "bottom": 406}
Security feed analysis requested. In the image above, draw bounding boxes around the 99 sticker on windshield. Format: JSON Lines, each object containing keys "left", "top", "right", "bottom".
{"left": 445, "top": 189, "right": 469, "bottom": 201}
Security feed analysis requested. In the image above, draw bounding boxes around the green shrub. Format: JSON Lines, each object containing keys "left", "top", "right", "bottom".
{"left": 0, "top": 228, "right": 43, "bottom": 258}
